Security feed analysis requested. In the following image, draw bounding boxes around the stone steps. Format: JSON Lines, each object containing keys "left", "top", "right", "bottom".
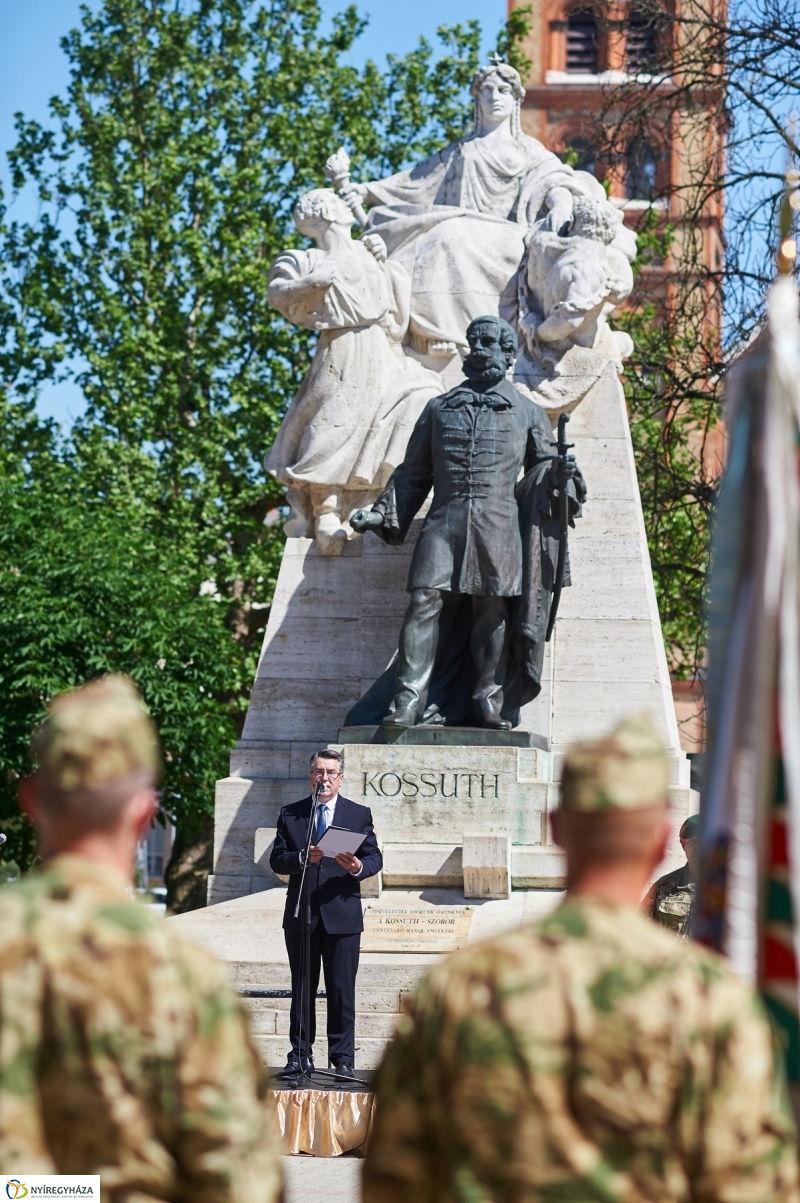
{"left": 170, "top": 885, "right": 566, "bottom": 1070}
{"left": 245, "top": 987, "right": 410, "bottom": 1013}
{"left": 246, "top": 1003, "right": 401, "bottom": 1041}
{"left": 255, "top": 1034, "right": 389, "bottom": 1070}
{"left": 230, "top": 958, "right": 430, "bottom": 991}
{"left": 239, "top": 965, "right": 418, "bottom": 1071}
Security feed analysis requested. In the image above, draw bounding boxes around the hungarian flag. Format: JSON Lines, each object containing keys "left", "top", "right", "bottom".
{"left": 694, "top": 274, "right": 800, "bottom": 1085}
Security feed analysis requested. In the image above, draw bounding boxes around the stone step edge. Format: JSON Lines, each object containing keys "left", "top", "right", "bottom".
{"left": 243, "top": 996, "right": 410, "bottom": 1013}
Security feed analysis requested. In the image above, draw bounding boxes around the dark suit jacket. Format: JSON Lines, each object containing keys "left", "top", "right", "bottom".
{"left": 269, "top": 795, "right": 382, "bottom": 934}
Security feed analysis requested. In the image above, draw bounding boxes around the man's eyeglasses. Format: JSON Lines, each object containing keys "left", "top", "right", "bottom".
{"left": 311, "top": 768, "right": 342, "bottom": 779}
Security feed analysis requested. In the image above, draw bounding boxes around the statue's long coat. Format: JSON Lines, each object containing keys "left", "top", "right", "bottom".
{"left": 345, "top": 379, "right": 586, "bottom": 728}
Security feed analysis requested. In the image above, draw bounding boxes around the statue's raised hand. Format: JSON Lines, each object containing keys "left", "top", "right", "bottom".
{"left": 544, "top": 186, "right": 574, "bottom": 238}
{"left": 339, "top": 180, "right": 369, "bottom": 208}
{"left": 361, "top": 233, "right": 387, "bottom": 263}
{"left": 350, "top": 508, "right": 385, "bottom": 533}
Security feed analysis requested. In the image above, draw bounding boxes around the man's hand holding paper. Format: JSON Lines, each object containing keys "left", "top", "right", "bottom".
{"left": 316, "top": 825, "right": 367, "bottom": 858}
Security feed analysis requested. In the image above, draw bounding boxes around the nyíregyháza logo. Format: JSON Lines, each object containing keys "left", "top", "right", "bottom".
{"left": 6, "top": 1182, "right": 28, "bottom": 1200}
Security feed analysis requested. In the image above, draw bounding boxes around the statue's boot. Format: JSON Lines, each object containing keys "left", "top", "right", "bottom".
{"left": 471, "top": 595, "right": 512, "bottom": 731}
{"left": 383, "top": 588, "right": 443, "bottom": 729}
{"left": 383, "top": 693, "right": 421, "bottom": 729}
{"left": 478, "top": 697, "right": 512, "bottom": 731}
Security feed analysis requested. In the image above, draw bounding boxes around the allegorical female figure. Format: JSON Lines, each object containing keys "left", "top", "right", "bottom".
{"left": 265, "top": 189, "right": 440, "bottom": 554}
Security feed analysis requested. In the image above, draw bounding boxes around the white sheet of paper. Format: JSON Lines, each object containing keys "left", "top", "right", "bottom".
{"left": 316, "top": 825, "right": 367, "bottom": 858}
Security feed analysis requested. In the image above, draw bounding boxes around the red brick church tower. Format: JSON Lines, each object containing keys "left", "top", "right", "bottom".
{"left": 509, "top": 0, "right": 725, "bottom": 755}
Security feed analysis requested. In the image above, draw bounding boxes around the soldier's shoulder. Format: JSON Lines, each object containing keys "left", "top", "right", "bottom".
{"left": 157, "top": 917, "right": 236, "bottom": 985}
{"left": 415, "top": 896, "right": 743, "bottom": 1018}
{"left": 0, "top": 870, "right": 50, "bottom": 940}
{"left": 0, "top": 868, "right": 223, "bottom": 977}
{"left": 650, "top": 865, "right": 688, "bottom": 895}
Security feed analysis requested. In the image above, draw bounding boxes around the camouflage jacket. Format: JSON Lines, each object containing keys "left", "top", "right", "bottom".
{"left": 363, "top": 895, "right": 799, "bottom": 1203}
{"left": 0, "top": 855, "right": 283, "bottom": 1203}
{"left": 645, "top": 862, "right": 696, "bottom": 938}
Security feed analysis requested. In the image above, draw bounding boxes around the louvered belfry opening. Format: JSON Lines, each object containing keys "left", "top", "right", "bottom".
{"left": 566, "top": 10, "right": 599, "bottom": 73}
{"left": 627, "top": 8, "right": 660, "bottom": 71}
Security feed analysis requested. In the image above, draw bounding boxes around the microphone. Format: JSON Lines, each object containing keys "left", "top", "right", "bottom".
{"left": 0, "top": 833, "right": 6, "bottom": 847}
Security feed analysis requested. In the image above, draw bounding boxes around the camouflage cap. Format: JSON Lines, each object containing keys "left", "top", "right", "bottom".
{"left": 680, "top": 813, "right": 700, "bottom": 839}
{"left": 560, "top": 714, "right": 668, "bottom": 812}
{"left": 33, "top": 674, "right": 161, "bottom": 793}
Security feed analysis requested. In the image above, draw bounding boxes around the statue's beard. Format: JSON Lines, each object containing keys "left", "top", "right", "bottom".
{"left": 463, "top": 356, "right": 507, "bottom": 385}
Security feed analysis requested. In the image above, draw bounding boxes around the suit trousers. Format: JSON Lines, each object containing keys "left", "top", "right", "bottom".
{"left": 284, "top": 919, "right": 361, "bottom": 1064}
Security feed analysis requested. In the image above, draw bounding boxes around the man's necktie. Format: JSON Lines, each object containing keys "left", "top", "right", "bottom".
{"left": 315, "top": 803, "right": 329, "bottom": 844}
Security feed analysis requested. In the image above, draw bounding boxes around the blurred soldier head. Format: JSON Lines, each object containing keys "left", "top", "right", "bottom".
{"left": 679, "top": 812, "right": 700, "bottom": 875}
{"left": 20, "top": 674, "right": 161, "bottom": 865}
{"left": 552, "top": 713, "right": 671, "bottom": 893}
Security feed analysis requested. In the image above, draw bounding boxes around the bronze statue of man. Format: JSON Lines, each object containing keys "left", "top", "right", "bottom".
{"left": 350, "top": 316, "right": 586, "bottom": 731}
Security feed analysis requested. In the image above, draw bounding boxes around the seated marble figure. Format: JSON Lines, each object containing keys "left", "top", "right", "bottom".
{"left": 519, "top": 196, "right": 635, "bottom": 372}
{"left": 339, "top": 56, "right": 607, "bottom": 375}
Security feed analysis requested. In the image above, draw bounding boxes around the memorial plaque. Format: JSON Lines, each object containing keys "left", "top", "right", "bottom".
{"left": 361, "top": 905, "right": 473, "bottom": 952}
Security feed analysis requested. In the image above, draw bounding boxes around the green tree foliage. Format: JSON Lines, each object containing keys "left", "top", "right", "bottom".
{"left": 3, "top": 0, "right": 481, "bottom": 654}
{"left": 0, "top": 393, "right": 243, "bottom": 875}
{"left": 0, "top": 0, "right": 525, "bottom": 897}
{"left": 613, "top": 213, "right": 715, "bottom": 679}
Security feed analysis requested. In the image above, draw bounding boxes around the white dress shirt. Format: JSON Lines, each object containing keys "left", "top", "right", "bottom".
{"left": 310, "top": 791, "right": 363, "bottom": 877}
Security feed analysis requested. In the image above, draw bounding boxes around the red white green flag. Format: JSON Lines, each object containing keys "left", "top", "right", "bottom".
{"left": 694, "top": 275, "right": 800, "bottom": 1084}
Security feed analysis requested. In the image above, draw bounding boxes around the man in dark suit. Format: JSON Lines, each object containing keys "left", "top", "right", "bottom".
{"left": 270, "top": 748, "right": 383, "bottom": 1079}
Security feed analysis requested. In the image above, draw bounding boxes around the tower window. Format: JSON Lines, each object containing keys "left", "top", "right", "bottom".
{"left": 626, "top": 138, "right": 658, "bottom": 199}
{"left": 627, "top": 9, "right": 660, "bottom": 71}
{"left": 566, "top": 11, "right": 599, "bottom": 73}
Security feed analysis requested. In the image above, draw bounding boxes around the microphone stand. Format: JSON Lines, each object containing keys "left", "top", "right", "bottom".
{"left": 284, "top": 780, "right": 342, "bottom": 1087}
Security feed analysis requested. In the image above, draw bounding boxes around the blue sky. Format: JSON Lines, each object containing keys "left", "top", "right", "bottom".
{"left": 0, "top": 0, "right": 505, "bottom": 428}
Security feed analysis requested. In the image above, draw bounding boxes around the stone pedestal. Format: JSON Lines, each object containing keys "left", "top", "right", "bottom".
{"left": 207, "top": 365, "right": 696, "bottom": 906}
{"left": 463, "top": 833, "right": 512, "bottom": 899}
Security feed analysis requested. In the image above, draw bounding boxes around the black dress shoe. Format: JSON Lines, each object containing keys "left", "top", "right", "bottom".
{"left": 282, "top": 1051, "right": 314, "bottom": 1077}
{"left": 331, "top": 1060, "right": 356, "bottom": 1080}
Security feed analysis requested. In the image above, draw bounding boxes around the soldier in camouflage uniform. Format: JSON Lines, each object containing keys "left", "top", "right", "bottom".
{"left": 363, "top": 715, "right": 799, "bottom": 1203}
{"left": 0, "top": 675, "right": 283, "bottom": 1203}
{"left": 644, "top": 812, "right": 698, "bottom": 937}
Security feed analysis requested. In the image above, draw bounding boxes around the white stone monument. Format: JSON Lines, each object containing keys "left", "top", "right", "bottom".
{"left": 207, "top": 56, "right": 695, "bottom": 909}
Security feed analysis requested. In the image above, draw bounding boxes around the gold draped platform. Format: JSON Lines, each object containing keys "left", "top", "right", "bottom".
{"left": 270, "top": 1087, "right": 375, "bottom": 1156}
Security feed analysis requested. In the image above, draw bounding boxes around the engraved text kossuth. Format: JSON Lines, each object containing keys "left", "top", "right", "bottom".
{"left": 362, "top": 770, "right": 500, "bottom": 799}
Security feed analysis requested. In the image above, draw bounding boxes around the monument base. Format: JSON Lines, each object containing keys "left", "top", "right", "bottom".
{"left": 210, "top": 732, "right": 694, "bottom": 904}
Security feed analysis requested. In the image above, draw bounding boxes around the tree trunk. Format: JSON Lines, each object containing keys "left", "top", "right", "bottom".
{"left": 165, "top": 816, "right": 214, "bottom": 914}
